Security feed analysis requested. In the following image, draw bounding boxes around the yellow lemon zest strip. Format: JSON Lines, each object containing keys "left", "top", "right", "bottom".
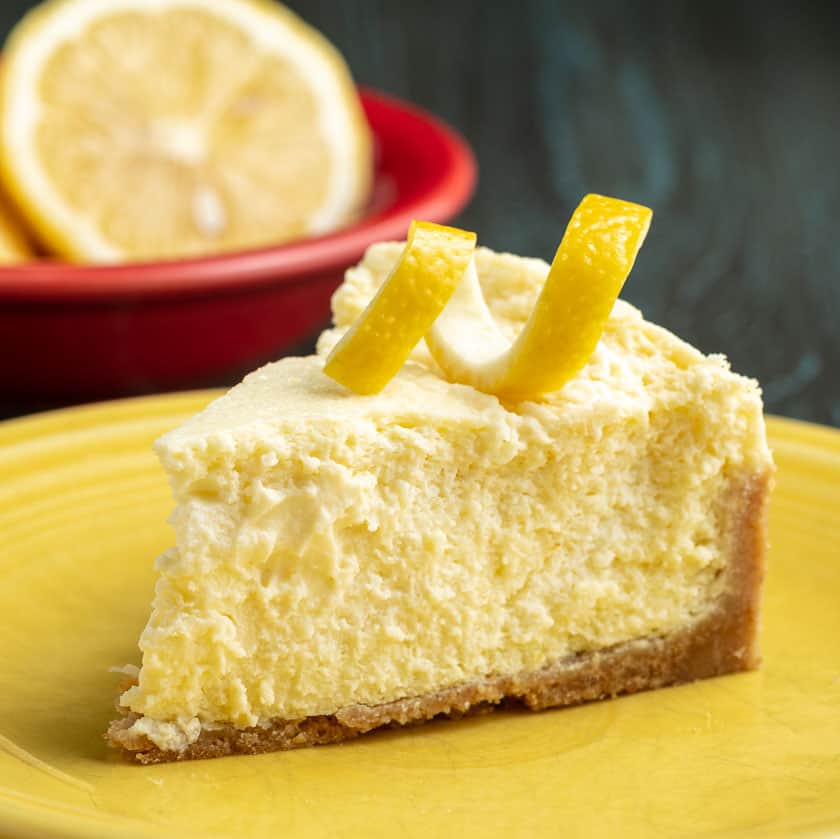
{"left": 324, "top": 220, "right": 476, "bottom": 394}
{"left": 425, "top": 194, "right": 652, "bottom": 400}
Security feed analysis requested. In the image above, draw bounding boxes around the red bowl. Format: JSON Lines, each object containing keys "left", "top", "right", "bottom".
{"left": 0, "top": 88, "right": 476, "bottom": 399}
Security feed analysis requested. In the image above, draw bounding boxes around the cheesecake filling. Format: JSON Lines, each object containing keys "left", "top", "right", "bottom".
{"left": 120, "top": 366, "right": 768, "bottom": 751}
{"left": 119, "top": 246, "right": 771, "bottom": 753}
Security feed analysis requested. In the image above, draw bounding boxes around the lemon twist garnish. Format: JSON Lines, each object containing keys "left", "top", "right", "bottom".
{"left": 325, "top": 194, "right": 651, "bottom": 400}
{"left": 425, "top": 194, "right": 652, "bottom": 400}
{"left": 324, "top": 220, "right": 476, "bottom": 394}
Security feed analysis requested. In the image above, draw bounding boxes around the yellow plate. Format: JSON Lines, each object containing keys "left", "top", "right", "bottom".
{"left": 1, "top": 396, "right": 838, "bottom": 839}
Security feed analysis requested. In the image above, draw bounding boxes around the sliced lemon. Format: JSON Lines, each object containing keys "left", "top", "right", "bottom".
{"left": 324, "top": 221, "right": 476, "bottom": 395}
{"left": 0, "top": 0, "right": 372, "bottom": 262}
{"left": 0, "top": 192, "right": 34, "bottom": 262}
{"left": 426, "top": 194, "right": 652, "bottom": 400}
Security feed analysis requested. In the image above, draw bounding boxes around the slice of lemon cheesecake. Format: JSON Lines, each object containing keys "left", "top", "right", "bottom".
{"left": 108, "top": 223, "right": 773, "bottom": 764}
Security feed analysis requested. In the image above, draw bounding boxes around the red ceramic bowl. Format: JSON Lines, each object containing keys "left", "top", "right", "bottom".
{"left": 0, "top": 88, "right": 476, "bottom": 399}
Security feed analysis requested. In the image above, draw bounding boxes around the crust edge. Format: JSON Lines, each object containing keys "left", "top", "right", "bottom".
{"left": 108, "top": 469, "right": 771, "bottom": 764}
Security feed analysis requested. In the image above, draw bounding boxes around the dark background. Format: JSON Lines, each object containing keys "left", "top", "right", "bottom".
{"left": 1, "top": 0, "right": 838, "bottom": 425}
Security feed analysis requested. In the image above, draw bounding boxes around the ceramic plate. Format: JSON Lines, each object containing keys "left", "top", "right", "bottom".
{"left": 1, "top": 396, "right": 838, "bottom": 839}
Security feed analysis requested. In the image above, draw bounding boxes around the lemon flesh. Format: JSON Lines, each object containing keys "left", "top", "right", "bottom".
{"left": 0, "top": 0, "right": 372, "bottom": 262}
{"left": 324, "top": 221, "right": 476, "bottom": 395}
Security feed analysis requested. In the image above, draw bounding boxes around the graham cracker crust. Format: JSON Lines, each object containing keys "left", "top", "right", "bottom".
{"left": 108, "top": 470, "right": 771, "bottom": 764}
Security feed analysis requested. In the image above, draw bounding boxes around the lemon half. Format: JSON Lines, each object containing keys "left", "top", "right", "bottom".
{"left": 0, "top": 0, "right": 372, "bottom": 262}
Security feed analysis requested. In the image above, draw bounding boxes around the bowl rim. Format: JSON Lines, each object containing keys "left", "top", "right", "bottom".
{"left": 0, "top": 87, "right": 476, "bottom": 302}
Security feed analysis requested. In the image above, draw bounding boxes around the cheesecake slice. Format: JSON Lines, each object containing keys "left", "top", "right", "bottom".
{"left": 108, "top": 244, "right": 773, "bottom": 764}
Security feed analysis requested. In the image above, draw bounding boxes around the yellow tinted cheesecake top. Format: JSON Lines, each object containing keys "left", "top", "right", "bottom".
{"left": 120, "top": 245, "right": 771, "bottom": 753}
